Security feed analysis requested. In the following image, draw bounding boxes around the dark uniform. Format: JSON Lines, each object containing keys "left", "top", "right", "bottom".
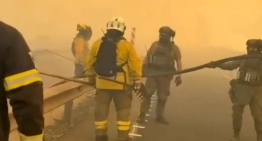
{"left": 137, "top": 26, "right": 182, "bottom": 124}
{"left": 210, "top": 39, "right": 262, "bottom": 141}
{"left": 0, "top": 21, "right": 44, "bottom": 141}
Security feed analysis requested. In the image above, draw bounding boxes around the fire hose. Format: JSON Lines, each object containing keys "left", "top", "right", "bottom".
{"left": 41, "top": 53, "right": 262, "bottom": 85}
{"left": 145, "top": 54, "right": 261, "bottom": 77}
{"left": 40, "top": 51, "right": 262, "bottom": 100}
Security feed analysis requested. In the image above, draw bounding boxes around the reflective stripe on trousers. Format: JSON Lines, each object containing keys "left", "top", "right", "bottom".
{"left": 20, "top": 133, "right": 43, "bottom": 141}
{"left": 117, "top": 121, "right": 130, "bottom": 131}
{"left": 4, "top": 69, "right": 42, "bottom": 91}
{"left": 95, "top": 120, "right": 107, "bottom": 129}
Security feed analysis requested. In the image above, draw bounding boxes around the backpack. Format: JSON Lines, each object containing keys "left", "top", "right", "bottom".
{"left": 94, "top": 37, "right": 127, "bottom": 77}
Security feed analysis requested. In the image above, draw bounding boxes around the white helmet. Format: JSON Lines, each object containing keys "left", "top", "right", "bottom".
{"left": 106, "top": 17, "right": 126, "bottom": 33}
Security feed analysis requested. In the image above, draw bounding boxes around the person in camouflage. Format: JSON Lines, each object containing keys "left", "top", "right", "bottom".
{"left": 137, "top": 26, "right": 182, "bottom": 124}
{"left": 209, "top": 39, "right": 262, "bottom": 141}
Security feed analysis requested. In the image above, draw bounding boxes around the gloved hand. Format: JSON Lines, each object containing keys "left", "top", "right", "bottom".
{"left": 87, "top": 76, "right": 96, "bottom": 86}
{"left": 207, "top": 61, "right": 217, "bottom": 68}
{"left": 174, "top": 76, "right": 182, "bottom": 86}
{"left": 133, "top": 80, "right": 142, "bottom": 92}
{"left": 134, "top": 91, "right": 144, "bottom": 101}
{"left": 133, "top": 80, "right": 144, "bottom": 101}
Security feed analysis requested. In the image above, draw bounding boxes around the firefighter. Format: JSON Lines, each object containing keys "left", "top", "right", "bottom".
{"left": 0, "top": 21, "right": 44, "bottom": 141}
{"left": 71, "top": 24, "right": 92, "bottom": 76}
{"left": 209, "top": 39, "right": 262, "bottom": 141}
{"left": 137, "top": 26, "right": 182, "bottom": 124}
{"left": 84, "top": 17, "right": 142, "bottom": 141}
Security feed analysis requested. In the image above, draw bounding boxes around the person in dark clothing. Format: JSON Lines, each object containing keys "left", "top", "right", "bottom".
{"left": 0, "top": 20, "right": 44, "bottom": 141}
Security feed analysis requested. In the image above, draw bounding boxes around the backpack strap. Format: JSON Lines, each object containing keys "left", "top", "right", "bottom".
{"left": 149, "top": 41, "right": 159, "bottom": 55}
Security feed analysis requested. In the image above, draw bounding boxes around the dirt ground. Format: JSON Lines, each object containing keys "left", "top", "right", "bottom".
{"left": 57, "top": 70, "right": 257, "bottom": 141}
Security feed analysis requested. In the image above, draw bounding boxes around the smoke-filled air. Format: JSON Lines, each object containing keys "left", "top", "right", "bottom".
{"left": 3, "top": 1, "right": 262, "bottom": 141}
{"left": 1, "top": 0, "right": 262, "bottom": 65}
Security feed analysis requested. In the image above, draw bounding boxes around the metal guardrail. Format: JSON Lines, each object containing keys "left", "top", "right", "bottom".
{"left": 9, "top": 81, "right": 94, "bottom": 131}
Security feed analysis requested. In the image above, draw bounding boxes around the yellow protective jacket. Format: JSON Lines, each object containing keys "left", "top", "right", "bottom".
{"left": 71, "top": 35, "right": 89, "bottom": 64}
{"left": 85, "top": 38, "right": 142, "bottom": 90}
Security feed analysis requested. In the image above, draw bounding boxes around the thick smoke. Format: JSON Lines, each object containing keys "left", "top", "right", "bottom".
{"left": 1, "top": 0, "right": 262, "bottom": 62}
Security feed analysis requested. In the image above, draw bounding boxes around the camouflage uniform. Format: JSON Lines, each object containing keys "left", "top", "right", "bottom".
{"left": 137, "top": 26, "right": 182, "bottom": 124}
{"left": 212, "top": 39, "right": 262, "bottom": 141}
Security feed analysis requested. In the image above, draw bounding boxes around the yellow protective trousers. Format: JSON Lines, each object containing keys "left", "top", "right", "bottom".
{"left": 94, "top": 89, "right": 132, "bottom": 140}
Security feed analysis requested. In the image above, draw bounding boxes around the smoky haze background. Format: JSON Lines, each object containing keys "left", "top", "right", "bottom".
{"left": 1, "top": 0, "right": 262, "bottom": 68}
{"left": 2, "top": 1, "right": 260, "bottom": 139}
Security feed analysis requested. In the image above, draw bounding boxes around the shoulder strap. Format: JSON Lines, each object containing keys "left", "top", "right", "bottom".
{"left": 169, "top": 42, "right": 179, "bottom": 58}
{"left": 149, "top": 41, "right": 160, "bottom": 55}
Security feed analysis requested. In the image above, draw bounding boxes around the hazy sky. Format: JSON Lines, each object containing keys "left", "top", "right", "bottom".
{"left": 1, "top": 0, "right": 262, "bottom": 55}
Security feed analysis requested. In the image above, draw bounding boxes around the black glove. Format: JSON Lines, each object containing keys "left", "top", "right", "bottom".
{"left": 133, "top": 80, "right": 142, "bottom": 92}
{"left": 174, "top": 76, "right": 182, "bottom": 86}
{"left": 87, "top": 76, "right": 96, "bottom": 87}
{"left": 207, "top": 61, "right": 217, "bottom": 68}
{"left": 133, "top": 80, "right": 144, "bottom": 101}
{"left": 134, "top": 91, "right": 144, "bottom": 101}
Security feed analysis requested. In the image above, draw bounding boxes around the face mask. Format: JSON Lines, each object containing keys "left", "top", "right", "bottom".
{"left": 159, "top": 37, "right": 170, "bottom": 43}
{"left": 159, "top": 33, "right": 171, "bottom": 43}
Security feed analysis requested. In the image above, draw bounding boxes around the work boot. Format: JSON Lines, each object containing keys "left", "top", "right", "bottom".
{"left": 136, "top": 113, "right": 146, "bottom": 123}
{"left": 229, "top": 130, "right": 240, "bottom": 141}
{"left": 95, "top": 135, "right": 108, "bottom": 141}
{"left": 257, "top": 131, "right": 262, "bottom": 141}
{"left": 155, "top": 116, "right": 169, "bottom": 125}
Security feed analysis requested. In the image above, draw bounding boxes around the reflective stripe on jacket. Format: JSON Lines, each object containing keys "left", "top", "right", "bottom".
{"left": 4, "top": 69, "right": 41, "bottom": 91}
{"left": 20, "top": 133, "right": 44, "bottom": 141}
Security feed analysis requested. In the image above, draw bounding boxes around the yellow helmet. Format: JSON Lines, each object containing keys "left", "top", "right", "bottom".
{"left": 77, "top": 24, "right": 91, "bottom": 31}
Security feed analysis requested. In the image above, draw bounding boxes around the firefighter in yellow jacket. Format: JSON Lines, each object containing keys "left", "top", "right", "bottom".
{"left": 71, "top": 24, "right": 92, "bottom": 76}
{"left": 84, "top": 17, "right": 142, "bottom": 141}
{"left": 0, "top": 21, "right": 44, "bottom": 141}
